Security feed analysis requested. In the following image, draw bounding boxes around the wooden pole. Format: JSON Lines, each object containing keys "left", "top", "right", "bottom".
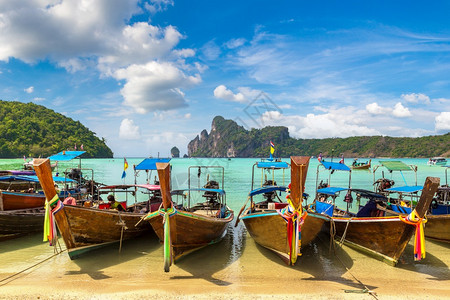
{"left": 156, "top": 162, "right": 172, "bottom": 210}
{"left": 33, "top": 158, "right": 57, "bottom": 200}
{"left": 290, "top": 156, "right": 310, "bottom": 209}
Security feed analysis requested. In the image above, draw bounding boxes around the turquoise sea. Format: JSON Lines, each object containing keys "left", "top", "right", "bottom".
{"left": 0, "top": 157, "right": 449, "bottom": 298}
{"left": 0, "top": 157, "right": 446, "bottom": 212}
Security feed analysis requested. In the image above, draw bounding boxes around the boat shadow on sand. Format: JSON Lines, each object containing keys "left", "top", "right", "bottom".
{"left": 64, "top": 231, "right": 160, "bottom": 280}
{"left": 396, "top": 242, "right": 450, "bottom": 281}
{"left": 169, "top": 223, "right": 246, "bottom": 286}
{"left": 254, "top": 231, "right": 378, "bottom": 291}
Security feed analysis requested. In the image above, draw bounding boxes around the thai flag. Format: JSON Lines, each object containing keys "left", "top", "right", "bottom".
{"left": 318, "top": 152, "right": 322, "bottom": 162}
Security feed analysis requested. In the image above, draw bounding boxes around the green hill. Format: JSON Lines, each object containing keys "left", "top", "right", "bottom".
{"left": 188, "top": 116, "right": 450, "bottom": 158}
{"left": 0, "top": 100, "right": 113, "bottom": 158}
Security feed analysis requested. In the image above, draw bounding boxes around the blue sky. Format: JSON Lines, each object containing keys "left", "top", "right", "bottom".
{"left": 1, "top": 0, "right": 449, "bottom": 157}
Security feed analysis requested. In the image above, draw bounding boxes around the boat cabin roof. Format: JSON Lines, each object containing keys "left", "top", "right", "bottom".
{"left": 384, "top": 185, "right": 423, "bottom": 193}
{"left": 379, "top": 160, "right": 413, "bottom": 171}
{"left": 171, "top": 188, "right": 225, "bottom": 195}
{"left": 99, "top": 184, "right": 161, "bottom": 191}
{"left": 0, "top": 175, "right": 75, "bottom": 183}
{"left": 256, "top": 161, "right": 289, "bottom": 169}
{"left": 320, "top": 161, "right": 351, "bottom": 171}
{"left": 135, "top": 158, "right": 171, "bottom": 170}
{"left": 317, "top": 187, "right": 387, "bottom": 200}
{"left": 431, "top": 157, "right": 446, "bottom": 160}
{"left": 249, "top": 185, "right": 287, "bottom": 196}
{"left": 48, "top": 151, "right": 86, "bottom": 161}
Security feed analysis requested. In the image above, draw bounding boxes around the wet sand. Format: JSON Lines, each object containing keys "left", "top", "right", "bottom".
{"left": 0, "top": 224, "right": 449, "bottom": 299}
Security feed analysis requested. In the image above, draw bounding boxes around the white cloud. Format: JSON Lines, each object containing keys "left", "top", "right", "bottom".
{"left": 144, "top": 0, "right": 174, "bottom": 14}
{"left": 213, "top": 85, "right": 263, "bottom": 103}
{"left": 0, "top": 1, "right": 200, "bottom": 115}
{"left": 24, "top": 86, "right": 34, "bottom": 93}
{"left": 435, "top": 112, "right": 450, "bottom": 132}
{"left": 401, "top": 93, "right": 431, "bottom": 104}
{"left": 184, "top": 113, "right": 191, "bottom": 119}
{"left": 114, "top": 61, "right": 201, "bottom": 113}
{"left": 392, "top": 102, "right": 412, "bottom": 117}
{"left": 119, "top": 118, "right": 141, "bottom": 139}
{"left": 366, "top": 102, "right": 390, "bottom": 115}
{"left": 33, "top": 97, "right": 45, "bottom": 102}
{"left": 225, "top": 38, "right": 246, "bottom": 49}
{"left": 214, "top": 85, "right": 246, "bottom": 103}
{"left": 201, "top": 40, "right": 221, "bottom": 60}
{"left": 260, "top": 109, "right": 380, "bottom": 139}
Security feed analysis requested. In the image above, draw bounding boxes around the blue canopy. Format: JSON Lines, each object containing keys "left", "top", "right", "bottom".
{"left": 0, "top": 175, "right": 75, "bottom": 183}
{"left": 316, "top": 186, "right": 348, "bottom": 196}
{"left": 256, "top": 161, "right": 289, "bottom": 169}
{"left": 321, "top": 161, "right": 351, "bottom": 171}
{"left": 49, "top": 151, "right": 86, "bottom": 161}
{"left": 135, "top": 158, "right": 171, "bottom": 170}
{"left": 385, "top": 185, "right": 422, "bottom": 193}
{"left": 249, "top": 185, "right": 287, "bottom": 196}
{"left": 172, "top": 188, "right": 225, "bottom": 195}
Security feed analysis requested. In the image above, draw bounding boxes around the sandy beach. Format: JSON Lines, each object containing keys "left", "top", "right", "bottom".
{"left": 1, "top": 226, "right": 449, "bottom": 300}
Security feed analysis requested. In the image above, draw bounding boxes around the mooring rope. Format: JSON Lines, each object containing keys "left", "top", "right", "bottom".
{"left": 322, "top": 220, "right": 378, "bottom": 300}
{"left": 0, "top": 249, "right": 66, "bottom": 285}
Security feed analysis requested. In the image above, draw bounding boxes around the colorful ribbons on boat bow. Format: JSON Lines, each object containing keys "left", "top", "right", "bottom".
{"left": 278, "top": 196, "right": 307, "bottom": 265}
{"left": 43, "top": 194, "right": 64, "bottom": 245}
{"left": 399, "top": 209, "right": 427, "bottom": 261}
{"left": 159, "top": 206, "right": 177, "bottom": 272}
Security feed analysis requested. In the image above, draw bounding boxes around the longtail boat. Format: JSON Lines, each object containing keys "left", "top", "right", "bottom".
{"left": 313, "top": 177, "right": 440, "bottom": 266}
{"left": 351, "top": 159, "right": 371, "bottom": 170}
{"left": 0, "top": 207, "right": 44, "bottom": 238}
{"left": 142, "top": 164, "right": 234, "bottom": 272}
{"left": 236, "top": 156, "right": 330, "bottom": 265}
{"left": 33, "top": 158, "right": 154, "bottom": 259}
{"left": 373, "top": 161, "right": 449, "bottom": 243}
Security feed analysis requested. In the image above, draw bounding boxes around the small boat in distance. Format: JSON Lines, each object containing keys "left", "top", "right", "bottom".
{"left": 427, "top": 157, "right": 447, "bottom": 166}
{"left": 351, "top": 158, "right": 371, "bottom": 170}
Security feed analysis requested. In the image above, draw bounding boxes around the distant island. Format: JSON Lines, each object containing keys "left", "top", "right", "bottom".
{"left": 188, "top": 116, "right": 450, "bottom": 158}
{"left": 0, "top": 100, "right": 113, "bottom": 158}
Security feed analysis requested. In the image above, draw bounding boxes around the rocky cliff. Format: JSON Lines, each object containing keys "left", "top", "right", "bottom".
{"left": 187, "top": 116, "right": 450, "bottom": 158}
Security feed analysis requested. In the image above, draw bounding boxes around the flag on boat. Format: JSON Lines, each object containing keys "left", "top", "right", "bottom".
{"left": 339, "top": 154, "right": 344, "bottom": 164}
{"left": 269, "top": 141, "right": 275, "bottom": 161}
{"left": 80, "top": 144, "right": 84, "bottom": 150}
{"left": 318, "top": 152, "right": 323, "bottom": 162}
{"left": 122, "top": 158, "right": 128, "bottom": 179}
{"left": 74, "top": 143, "right": 77, "bottom": 150}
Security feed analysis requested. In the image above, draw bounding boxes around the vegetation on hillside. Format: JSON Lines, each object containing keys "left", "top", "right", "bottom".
{"left": 188, "top": 116, "right": 450, "bottom": 158}
{"left": 0, "top": 100, "right": 113, "bottom": 158}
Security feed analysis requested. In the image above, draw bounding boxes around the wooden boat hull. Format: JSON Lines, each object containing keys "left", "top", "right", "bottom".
{"left": 146, "top": 209, "right": 233, "bottom": 260}
{"left": 241, "top": 210, "right": 329, "bottom": 264}
{"left": 424, "top": 214, "right": 450, "bottom": 243}
{"left": 332, "top": 216, "right": 415, "bottom": 265}
{"left": 0, "top": 208, "right": 44, "bottom": 234}
{"left": 54, "top": 205, "right": 152, "bottom": 259}
{"left": 0, "top": 191, "right": 46, "bottom": 211}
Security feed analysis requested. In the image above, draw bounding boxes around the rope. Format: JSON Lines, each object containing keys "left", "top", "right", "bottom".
{"left": 339, "top": 217, "right": 353, "bottom": 246}
{"left": 320, "top": 226, "right": 378, "bottom": 300}
{"left": 0, "top": 249, "right": 66, "bottom": 285}
{"left": 116, "top": 211, "right": 128, "bottom": 254}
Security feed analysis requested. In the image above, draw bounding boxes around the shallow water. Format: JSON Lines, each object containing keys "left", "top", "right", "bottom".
{"left": 0, "top": 157, "right": 449, "bottom": 298}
